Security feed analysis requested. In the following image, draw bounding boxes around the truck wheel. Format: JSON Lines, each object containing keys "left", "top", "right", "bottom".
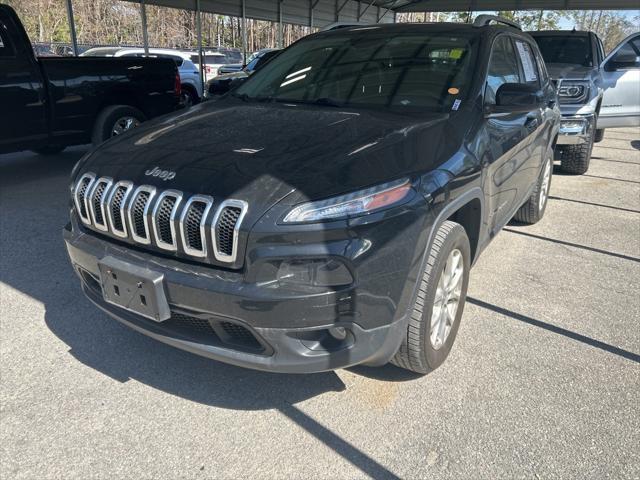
{"left": 594, "top": 129, "right": 605, "bottom": 143}
{"left": 558, "top": 127, "right": 594, "bottom": 175}
{"left": 31, "top": 145, "right": 66, "bottom": 155}
{"left": 513, "top": 156, "right": 552, "bottom": 225}
{"left": 391, "top": 221, "right": 470, "bottom": 374}
{"left": 92, "top": 105, "right": 145, "bottom": 146}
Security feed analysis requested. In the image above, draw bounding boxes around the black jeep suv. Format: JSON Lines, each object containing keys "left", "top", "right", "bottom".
{"left": 64, "top": 17, "right": 560, "bottom": 374}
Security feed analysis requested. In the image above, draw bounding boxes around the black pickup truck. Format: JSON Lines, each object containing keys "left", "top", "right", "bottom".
{"left": 0, "top": 5, "right": 180, "bottom": 155}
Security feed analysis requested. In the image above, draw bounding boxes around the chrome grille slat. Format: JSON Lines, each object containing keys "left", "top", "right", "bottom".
{"left": 151, "top": 190, "right": 183, "bottom": 251}
{"left": 74, "top": 173, "right": 96, "bottom": 225}
{"left": 106, "top": 181, "right": 134, "bottom": 238}
{"left": 127, "top": 185, "right": 157, "bottom": 245}
{"left": 88, "top": 177, "right": 113, "bottom": 232}
{"left": 212, "top": 199, "right": 248, "bottom": 263}
{"left": 179, "top": 195, "right": 213, "bottom": 258}
{"left": 74, "top": 176, "right": 247, "bottom": 265}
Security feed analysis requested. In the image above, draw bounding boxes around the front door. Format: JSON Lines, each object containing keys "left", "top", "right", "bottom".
{"left": 599, "top": 33, "right": 640, "bottom": 129}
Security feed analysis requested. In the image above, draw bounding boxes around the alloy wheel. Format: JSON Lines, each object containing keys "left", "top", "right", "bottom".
{"left": 539, "top": 158, "right": 552, "bottom": 211}
{"left": 430, "top": 248, "right": 464, "bottom": 350}
{"left": 111, "top": 116, "right": 141, "bottom": 137}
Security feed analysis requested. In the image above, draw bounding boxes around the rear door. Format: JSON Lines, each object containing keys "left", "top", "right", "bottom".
{"left": 512, "top": 36, "right": 548, "bottom": 187}
{"left": 599, "top": 33, "right": 640, "bottom": 128}
{"left": 0, "top": 8, "right": 48, "bottom": 152}
{"left": 483, "top": 35, "right": 534, "bottom": 232}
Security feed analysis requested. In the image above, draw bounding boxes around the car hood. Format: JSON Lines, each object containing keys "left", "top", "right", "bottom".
{"left": 81, "top": 99, "right": 455, "bottom": 221}
{"left": 545, "top": 63, "right": 595, "bottom": 81}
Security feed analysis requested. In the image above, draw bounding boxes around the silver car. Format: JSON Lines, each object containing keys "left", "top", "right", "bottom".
{"left": 530, "top": 30, "right": 639, "bottom": 174}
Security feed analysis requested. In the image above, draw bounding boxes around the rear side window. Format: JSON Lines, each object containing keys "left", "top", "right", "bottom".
{"left": 0, "top": 20, "right": 15, "bottom": 57}
{"left": 486, "top": 36, "right": 521, "bottom": 104}
{"left": 514, "top": 39, "right": 539, "bottom": 86}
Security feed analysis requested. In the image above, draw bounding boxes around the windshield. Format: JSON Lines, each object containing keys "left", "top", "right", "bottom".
{"left": 532, "top": 35, "right": 593, "bottom": 67}
{"left": 234, "top": 29, "right": 478, "bottom": 112}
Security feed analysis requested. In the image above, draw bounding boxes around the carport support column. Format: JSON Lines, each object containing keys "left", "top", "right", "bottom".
{"left": 196, "top": 0, "right": 204, "bottom": 91}
{"left": 140, "top": 0, "right": 149, "bottom": 56}
{"left": 278, "top": 0, "right": 284, "bottom": 48}
{"left": 65, "top": 0, "right": 79, "bottom": 56}
{"left": 242, "top": 0, "right": 247, "bottom": 66}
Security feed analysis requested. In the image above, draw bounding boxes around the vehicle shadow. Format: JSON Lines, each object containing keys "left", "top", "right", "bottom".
{"left": 1, "top": 149, "right": 349, "bottom": 409}
{"left": 1, "top": 150, "right": 410, "bottom": 479}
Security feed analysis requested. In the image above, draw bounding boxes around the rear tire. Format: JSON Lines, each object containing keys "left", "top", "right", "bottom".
{"left": 391, "top": 221, "right": 470, "bottom": 374}
{"left": 30, "top": 145, "right": 66, "bottom": 155}
{"left": 180, "top": 86, "right": 199, "bottom": 108}
{"left": 558, "top": 124, "right": 594, "bottom": 175}
{"left": 513, "top": 156, "right": 552, "bottom": 225}
{"left": 91, "top": 105, "right": 145, "bottom": 146}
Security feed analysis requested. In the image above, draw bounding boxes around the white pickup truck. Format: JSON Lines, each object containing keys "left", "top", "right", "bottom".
{"left": 530, "top": 30, "right": 640, "bottom": 174}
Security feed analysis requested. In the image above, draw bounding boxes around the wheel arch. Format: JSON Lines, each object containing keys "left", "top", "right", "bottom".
{"left": 430, "top": 187, "right": 485, "bottom": 265}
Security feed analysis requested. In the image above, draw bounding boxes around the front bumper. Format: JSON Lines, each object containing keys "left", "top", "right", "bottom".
{"left": 556, "top": 114, "right": 595, "bottom": 145}
{"left": 63, "top": 209, "right": 425, "bottom": 372}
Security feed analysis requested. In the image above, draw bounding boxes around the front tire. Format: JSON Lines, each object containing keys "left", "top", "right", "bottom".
{"left": 391, "top": 221, "right": 470, "bottom": 374}
{"left": 558, "top": 125, "right": 595, "bottom": 175}
{"left": 513, "top": 156, "right": 552, "bottom": 225}
{"left": 91, "top": 105, "right": 145, "bottom": 146}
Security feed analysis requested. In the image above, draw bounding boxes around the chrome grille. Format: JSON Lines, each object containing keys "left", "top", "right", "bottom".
{"left": 74, "top": 173, "right": 96, "bottom": 224}
{"left": 212, "top": 200, "right": 248, "bottom": 263}
{"left": 106, "top": 181, "right": 134, "bottom": 237}
{"left": 152, "top": 190, "right": 182, "bottom": 251}
{"left": 74, "top": 173, "right": 246, "bottom": 265}
{"left": 128, "top": 186, "right": 156, "bottom": 245}
{"left": 88, "top": 177, "right": 113, "bottom": 231}
{"left": 180, "top": 195, "right": 213, "bottom": 257}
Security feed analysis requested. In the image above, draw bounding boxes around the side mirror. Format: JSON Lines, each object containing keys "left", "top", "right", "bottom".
{"left": 493, "top": 83, "right": 541, "bottom": 111}
{"left": 605, "top": 52, "right": 640, "bottom": 71}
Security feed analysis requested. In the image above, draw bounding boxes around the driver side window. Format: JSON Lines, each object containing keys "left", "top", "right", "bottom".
{"left": 486, "top": 36, "right": 522, "bottom": 105}
{"left": 608, "top": 37, "right": 640, "bottom": 70}
{"left": 0, "top": 20, "right": 16, "bottom": 58}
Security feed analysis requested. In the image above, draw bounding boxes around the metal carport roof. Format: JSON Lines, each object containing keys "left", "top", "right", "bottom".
{"left": 121, "top": 0, "right": 640, "bottom": 28}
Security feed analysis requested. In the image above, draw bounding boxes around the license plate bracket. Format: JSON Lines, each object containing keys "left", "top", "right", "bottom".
{"left": 98, "top": 256, "right": 170, "bottom": 322}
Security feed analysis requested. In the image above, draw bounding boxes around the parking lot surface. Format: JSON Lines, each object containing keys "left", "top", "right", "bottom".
{"left": 1, "top": 128, "right": 639, "bottom": 479}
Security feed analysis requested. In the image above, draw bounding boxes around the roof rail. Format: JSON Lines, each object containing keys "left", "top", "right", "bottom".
{"left": 321, "top": 22, "right": 367, "bottom": 32}
{"left": 473, "top": 14, "right": 522, "bottom": 30}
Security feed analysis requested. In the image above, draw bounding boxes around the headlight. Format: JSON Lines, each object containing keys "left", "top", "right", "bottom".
{"left": 283, "top": 178, "right": 412, "bottom": 224}
{"left": 558, "top": 80, "right": 589, "bottom": 104}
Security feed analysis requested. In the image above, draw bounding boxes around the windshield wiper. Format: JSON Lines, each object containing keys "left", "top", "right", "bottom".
{"left": 310, "top": 97, "right": 344, "bottom": 107}
{"left": 231, "top": 93, "right": 275, "bottom": 103}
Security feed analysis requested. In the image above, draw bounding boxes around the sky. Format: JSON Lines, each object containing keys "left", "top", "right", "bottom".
{"left": 557, "top": 10, "right": 640, "bottom": 29}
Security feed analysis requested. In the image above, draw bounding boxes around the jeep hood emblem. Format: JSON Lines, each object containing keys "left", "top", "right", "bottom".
{"left": 145, "top": 166, "right": 176, "bottom": 181}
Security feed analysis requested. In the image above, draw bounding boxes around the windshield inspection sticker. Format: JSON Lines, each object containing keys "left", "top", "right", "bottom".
{"left": 515, "top": 41, "right": 538, "bottom": 82}
{"left": 452, "top": 99, "right": 462, "bottom": 111}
